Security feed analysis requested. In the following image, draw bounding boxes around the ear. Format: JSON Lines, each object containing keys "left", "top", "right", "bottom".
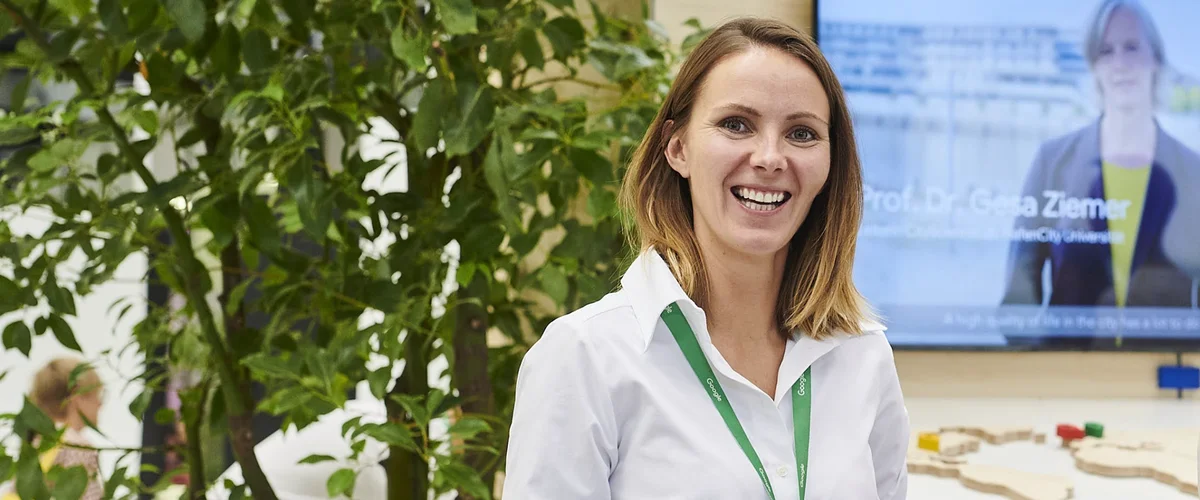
{"left": 663, "top": 120, "right": 690, "bottom": 178}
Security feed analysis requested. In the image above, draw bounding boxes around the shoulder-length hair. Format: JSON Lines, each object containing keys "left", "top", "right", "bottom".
{"left": 618, "top": 17, "right": 875, "bottom": 340}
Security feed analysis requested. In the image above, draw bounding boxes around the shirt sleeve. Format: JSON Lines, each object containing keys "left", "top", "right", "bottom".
{"left": 502, "top": 318, "right": 618, "bottom": 500}
{"left": 868, "top": 345, "right": 910, "bottom": 500}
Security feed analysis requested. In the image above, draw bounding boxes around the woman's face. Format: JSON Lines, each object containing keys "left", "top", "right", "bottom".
{"left": 69, "top": 385, "right": 104, "bottom": 426}
{"left": 665, "top": 47, "right": 831, "bottom": 262}
{"left": 1094, "top": 7, "right": 1158, "bottom": 108}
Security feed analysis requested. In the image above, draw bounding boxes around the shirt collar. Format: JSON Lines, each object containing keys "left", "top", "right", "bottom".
{"left": 619, "top": 248, "right": 889, "bottom": 352}
{"left": 620, "top": 248, "right": 698, "bottom": 352}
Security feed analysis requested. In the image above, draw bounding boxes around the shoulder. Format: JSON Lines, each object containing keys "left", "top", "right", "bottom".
{"left": 833, "top": 322, "right": 902, "bottom": 377}
{"left": 1158, "top": 131, "right": 1200, "bottom": 174}
{"left": 521, "top": 291, "right": 640, "bottom": 369}
{"left": 1035, "top": 124, "right": 1095, "bottom": 165}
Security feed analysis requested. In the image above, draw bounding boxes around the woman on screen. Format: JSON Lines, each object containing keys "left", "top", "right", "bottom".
{"left": 1002, "top": 0, "right": 1200, "bottom": 308}
{"left": 503, "top": 17, "right": 909, "bottom": 500}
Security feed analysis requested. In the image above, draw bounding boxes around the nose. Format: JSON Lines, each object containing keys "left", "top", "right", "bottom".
{"left": 750, "top": 135, "right": 786, "bottom": 172}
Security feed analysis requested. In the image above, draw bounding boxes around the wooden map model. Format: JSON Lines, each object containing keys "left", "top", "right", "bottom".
{"left": 1068, "top": 429, "right": 1199, "bottom": 497}
{"left": 908, "top": 427, "right": 1071, "bottom": 500}
{"left": 907, "top": 425, "right": 1200, "bottom": 500}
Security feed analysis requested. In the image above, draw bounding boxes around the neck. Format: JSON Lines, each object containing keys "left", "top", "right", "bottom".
{"left": 1100, "top": 106, "right": 1156, "bottom": 157}
{"left": 63, "top": 414, "right": 87, "bottom": 433}
{"left": 700, "top": 244, "right": 788, "bottom": 346}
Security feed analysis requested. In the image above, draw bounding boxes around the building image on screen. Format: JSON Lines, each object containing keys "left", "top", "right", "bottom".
{"left": 818, "top": 0, "right": 1200, "bottom": 347}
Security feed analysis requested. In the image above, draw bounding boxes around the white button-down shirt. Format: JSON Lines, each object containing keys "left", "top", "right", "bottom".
{"left": 503, "top": 249, "right": 910, "bottom": 500}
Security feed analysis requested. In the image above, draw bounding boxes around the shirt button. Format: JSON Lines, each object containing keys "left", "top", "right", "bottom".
{"left": 777, "top": 465, "right": 789, "bottom": 477}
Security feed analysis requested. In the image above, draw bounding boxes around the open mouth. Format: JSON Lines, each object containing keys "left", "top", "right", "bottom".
{"left": 731, "top": 186, "right": 791, "bottom": 212}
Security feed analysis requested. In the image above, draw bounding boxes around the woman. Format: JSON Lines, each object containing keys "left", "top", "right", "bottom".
{"left": 1002, "top": 0, "right": 1200, "bottom": 308}
{"left": 2, "top": 358, "right": 106, "bottom": 500}
{"left": 503, "top": 17, "right": 909, "bottom": 500}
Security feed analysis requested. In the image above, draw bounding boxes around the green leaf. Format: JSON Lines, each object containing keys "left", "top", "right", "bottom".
{"left": 133, "top": 109, "right": 158, "bottom": 134}
{"left": 437, "top": 461, "right": 490, "bottom": 499}
{"left": 516, "top": 28, "right": 544, "bottom": 69}
{"left": 97, "top": 0, "right": 129, "bottom": 38}
{"left": 460, "top": 224, "right": 504, "bottom": 261}
{"left": 200, "top": 193, "right": 238, "bottom": 248}
{"left": 224, "top": 278, "right": 253, "bottom": 316}
{"left": 326, "top": 468, "right": 356, "bottom": 498}
{"left": 299, "top": 454, "right": 337, "bottom": 465}
{"left": 411, "top": 80, "right": 447, "bottom": 152}
{"left": 390, "top": 27, "right": 429, "bottom": 71}
{"left": 45, "top": 282, "right": 77, "bottom": 316}
{"left": 258, "top": 386, "right": 313, "bottom": 414}
{"left": 614, "top": 46, "right": 657, "bottom": 79}
{"left": 455, "top": 262, "right": 476, "bottom": 288}
{"left": 444, "top": 85, "right": 495, "bottom": 157}
{"left": 9, "top": 71, "right": 31, "bottom": 113}
{"left": 211, "top": 24, "right": 242, "bottom": 79}
{"left": 165, "top": 0, "right": 207, "bottom": 43}
{"left": 127, "top": 0, "right": 159, "bottom": 31}
{"left": 242, "top": 29, "right": 276, "bottom": 72}
{"left": 544, "top": 0, "right": 573, "bottom": 8}
{"left": 47, "top": 315, "right": 81, "bottom": 352}
{"left": 16, "top": 443, "right": 49, "bottom": 500}
{"left": 587, "top": 186, "right": 616, "bottom": 220}
{"left": 154, "top": 408, "right": 176, "bottom": 425}
{"left": 539, "top": 265, "right": 568, "bottom": 304}
{"left": 243, "top": 354, "right": 298, "bottom": 380}
{"left": 129, "top": 389, "right": 152, "bottom": 419}
{"left": 432, "top": 0, "right": 476, "bottom": 35}
{"left": 244, "top": 194, "right": 281, "bottom": 256}
{"left": 543, "top": 16, "right": 585, "bottom": 60}
{"left": 482, "top": 135, "right": 521, "bottom": 233}
{"left": 359, "top": 423, "right": 417, "bottom": 451}
{"left": 0, "top": 126, "right": 39, "bottom": 146}
{"left": 3, "top": 321, "right": 32, "bottom": 356}
{"left": 17, "top": 398, "right": 58, "bottom": 442}
{"left": 0, "top": 454, "right": 12, "bottom": 484}
{"left": 568, "top": 148, "right": 613, "bottom": 184}
{"left": 367, "top": 367, "right": 392, "bottom": 400}
{"left": 447, "top": 416, "right": 491, "bottom": 441}
{"left": 0, "top": 7, "right": 12, "bottom": 40}
{"left": 52, "top": 465, "right": 88, "bottom": 500}
{"left": 0, "top": 276, "right": 23, "bottom": 315}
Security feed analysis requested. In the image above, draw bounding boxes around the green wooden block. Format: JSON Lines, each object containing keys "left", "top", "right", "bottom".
{"left": 1084, "top": 422, "right": 1104, "bottom": 438}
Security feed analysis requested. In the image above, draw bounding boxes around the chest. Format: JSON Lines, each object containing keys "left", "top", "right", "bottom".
{"left": 606, "top": 348, "right": 881, "bottom": 500}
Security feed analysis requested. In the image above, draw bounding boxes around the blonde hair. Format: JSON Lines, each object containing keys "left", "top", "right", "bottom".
{"left": 31, "top": 357, "right": 102, "bottom": 421}
{"left": 618, "top": 17, "right": 875, "bottom": 340}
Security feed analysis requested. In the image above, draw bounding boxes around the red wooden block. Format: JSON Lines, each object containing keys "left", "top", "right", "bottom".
{"left": 1056, "top": 424, "right": 1085, "bottom": 440}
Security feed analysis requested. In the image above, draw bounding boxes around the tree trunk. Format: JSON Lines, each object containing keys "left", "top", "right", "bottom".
{"left": 386, "top": 323, "right": 430, "bottom": 500}
{"left": 219, "top": 236, "right": 279, "bottom": 500}
{"left": 452, "top": 274, "right": 496, "bottom": 499}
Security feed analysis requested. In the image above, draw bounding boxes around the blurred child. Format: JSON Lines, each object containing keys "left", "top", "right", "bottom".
{"left": 2, "top": 357, "right": 105, "bottom": 500}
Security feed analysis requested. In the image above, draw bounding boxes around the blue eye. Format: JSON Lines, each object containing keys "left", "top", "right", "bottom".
{"left": 719, "top": 117, "right": 749, "bottom": 133}
{"left": 788, "top": 127, "right": 816, "bottom": 142}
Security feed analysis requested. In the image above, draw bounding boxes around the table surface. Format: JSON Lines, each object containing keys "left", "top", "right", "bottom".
{"left": 904, "top": 397, "right": 1200, "bottom": 500}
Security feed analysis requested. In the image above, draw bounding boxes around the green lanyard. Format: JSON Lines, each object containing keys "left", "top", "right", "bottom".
{"left": 661, "top": 302, "right": 811, "bottom": 500}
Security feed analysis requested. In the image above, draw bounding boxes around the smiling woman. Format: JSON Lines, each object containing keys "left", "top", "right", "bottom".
{"left": 503, "top": 17, "right": 910, "bottom": 500}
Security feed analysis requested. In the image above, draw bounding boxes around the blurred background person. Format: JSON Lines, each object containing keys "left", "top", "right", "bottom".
{"left": 1, "top": 358, "right": 105, "bottom": 500}
{"left": 1002, "top": 0, "right": 1200, "bottom": 308}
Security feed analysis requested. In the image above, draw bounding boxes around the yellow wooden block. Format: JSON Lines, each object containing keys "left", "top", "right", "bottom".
{"left": 918, "top": 432, "right": 941, "bottom": 452}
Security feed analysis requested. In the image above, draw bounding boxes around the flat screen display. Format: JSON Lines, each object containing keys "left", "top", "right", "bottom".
{"left": 817, "top": 0, "right": 1200, "bottom": 348}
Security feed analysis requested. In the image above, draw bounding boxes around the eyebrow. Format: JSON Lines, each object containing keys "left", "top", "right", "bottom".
{"left": 716, "top": 103, "right": 828, "bottom": 125}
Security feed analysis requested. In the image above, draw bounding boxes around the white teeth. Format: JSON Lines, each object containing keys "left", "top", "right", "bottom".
{"left": 736, "top": 187, "right": 786, "bottom": 204}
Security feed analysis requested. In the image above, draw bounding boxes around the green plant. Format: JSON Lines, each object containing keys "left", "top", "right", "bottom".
{"left": 0, "top": 0, "right": 695, "bottom": 498}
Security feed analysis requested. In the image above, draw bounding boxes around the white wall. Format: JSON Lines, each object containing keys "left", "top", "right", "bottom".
{"left": 0, "top": 206, "right": 148, "bottom": 481}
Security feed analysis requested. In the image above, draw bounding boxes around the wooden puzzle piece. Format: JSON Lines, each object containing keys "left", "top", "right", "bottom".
{"left": 907, "top": 449, "right": 1073, "bottom": 500}
{"left": 957, "top": 464, "right": 1074, "bottom": 500}
{"left": 1072, "top": 439, "right": 1199, "bottom": 496}
{"left": 940, "top": 425, "right": 1035, "bottom": 445}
